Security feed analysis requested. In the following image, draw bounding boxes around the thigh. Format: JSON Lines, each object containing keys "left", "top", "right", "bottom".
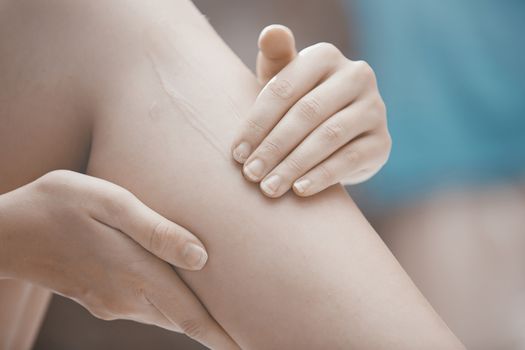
{"left": 85, "top": 1, "right": 462, "bottom": 349}
{"left": 0, "top": 0, "right": 462, "bottom": 348}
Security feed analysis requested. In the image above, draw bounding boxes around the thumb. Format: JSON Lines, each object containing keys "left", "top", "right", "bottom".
{"left": 92, "top": 186, "right": 208, "bottom": 271}
{"left": 256, "top": 24, "right": 297, "bottom": 85}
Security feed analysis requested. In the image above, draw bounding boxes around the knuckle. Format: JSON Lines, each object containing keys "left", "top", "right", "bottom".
{"left": 266, "top": 78, "right": 294, "bottom": 100}
{"left": 101, "top": 186, "right": 133, "bottom": 218}
{"left": 354, "top": 60, "right": 376, "bottom": 82}
{"left": 180, "top": 318, "right": 206, "bottom": 340}
{"left": 149, "top": 220, "right": 178, "bottom": 257}
{"left": 245, "top": 117, "right": 266, "bottom": 136}
{"left": 101, "top": 191, "right": 127, "bottom": 218}
{"left": 317, "top": 42, "right": 341, "bottom": 59}
{"left": 296, "top": 97, "right": 322, "bottom": 123}
{"left": 284, "top": 156, "right": 305, "bottom": 174}
{"left": 260, "top": 139, "right": 282, "bottom": 158}
{"left": 34, "top": 169, "right": 74, "bottom": 194}
{"left": 344, "top": 149, "right": 361, "bottom": 165}
{"left": 319, "top": 122, "right": 346, "bottom": 143}
{"left": 318, "top": 164, "right": 334, "bottom": 182}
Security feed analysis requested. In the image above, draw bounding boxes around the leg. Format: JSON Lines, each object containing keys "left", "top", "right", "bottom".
{"left": 0, "top": 0, "right": 463, "bottom": 348}
{"left": 84, "top": 1, "right": 462, "bottom": 348}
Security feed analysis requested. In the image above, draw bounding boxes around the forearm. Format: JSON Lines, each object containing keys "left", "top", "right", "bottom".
{"left": 84, "top": 0, "right": 463, "bottom": 348}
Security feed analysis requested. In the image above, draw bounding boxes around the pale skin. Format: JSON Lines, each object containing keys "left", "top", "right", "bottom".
{"left": 0, "top": 170, "right": 237, "bottom": 349}
{"left": 0, "top": 0, "right": 464, "bottom": 349}
{"left": 233, "top": 25, "right": 391, "bottom": 197}
{"left": 0, "top": 22, "right": 385, "bottom": 350}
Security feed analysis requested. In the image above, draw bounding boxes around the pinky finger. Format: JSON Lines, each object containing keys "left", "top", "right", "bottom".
{"left": 292, "top": 133, "right": 390, "bottom": 196}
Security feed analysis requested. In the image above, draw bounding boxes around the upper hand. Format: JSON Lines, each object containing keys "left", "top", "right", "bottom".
{"left": 0, "top": 170, "right": 238, "bottom": 350}
{"left": 231, "top": 25, "right": 391, "bottom": 197}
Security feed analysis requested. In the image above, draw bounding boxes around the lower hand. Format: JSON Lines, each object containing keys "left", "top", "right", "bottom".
{"left": 0, "top": 170, "right": 238, "bottom": 350}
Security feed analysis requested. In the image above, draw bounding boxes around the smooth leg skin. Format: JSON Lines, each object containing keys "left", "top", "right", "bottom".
{"left": 0, "top": 0, "right": 464, "bottom": 348}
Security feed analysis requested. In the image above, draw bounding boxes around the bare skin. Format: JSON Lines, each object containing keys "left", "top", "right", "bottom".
{"left": 233, "top": 25, "right": 391, "bottom": 197}
{"left": 0, "top": 171, "right": 238, "bottom": 349}
{"left": 0, "top": 0, "right": 465, "bottom": 349}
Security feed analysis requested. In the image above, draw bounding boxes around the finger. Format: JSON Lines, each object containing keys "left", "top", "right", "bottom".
{"left": 146, "top": 268, "right": 240, "bottom": 350}
{"left": 242, "top": 66, "right": 366, "bottom": 187}
{"left": 256, "top": 24, "right": 297, "bottom": 85}
{"left": 91, "top": 189, "right": 208, "bottom": 271}
{"left": 257, "top": 99, "right": 380, "bottom": 197}
{"left": 293, "top": 132, "right": 391, "bottom": 197}
{"left": 231, "top": 42, "right": 344, "bottom": 166}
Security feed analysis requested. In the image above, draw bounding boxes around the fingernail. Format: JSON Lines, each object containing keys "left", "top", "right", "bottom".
{"left": 183, "top": 243, "right": 208, "bottom": 270}
{"left": 232, "top": 142, "right": 251, "bottom": 163}
{"left": 243, "top": 158, "right": 265, "bottom": 181}
{"left": 261, "top": 174, "right": 282, "bottom": 196}
{"left": 293, "top": 178, "right": 311, "bottom": 194}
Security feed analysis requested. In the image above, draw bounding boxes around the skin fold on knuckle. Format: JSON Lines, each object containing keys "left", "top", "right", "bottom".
{"left": 317, "top": 163, "right": 335, "bottom": 183}
{"left": 244, "top": 116, "right": 266, "bottom": 137}
{"left": 149, "top": 220, "right": 179, "bottom": 259}
{"left": 260, "top": 138, "right": 283, "bottom": 160}
{"left": 319, "top": 121, "right": 346, "bottom": 145}
{"left": 284, "top": 156, "right": 305, "bottom": 175}
{"left": 266, "top": 77, "right": 294, "bottom": 100}
{"left": 296, "top": 96, "right": 322, "bottom": 123}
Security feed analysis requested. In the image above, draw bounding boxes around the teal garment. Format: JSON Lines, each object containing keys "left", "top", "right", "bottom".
{"left": 344, "top": 1, "right": 525, "bottom": 204}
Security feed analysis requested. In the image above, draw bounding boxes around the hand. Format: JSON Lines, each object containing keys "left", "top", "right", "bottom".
{"left": 231, "top": 25, "right": 391, "bottom": 197}
{"left": 0, "top": 170, "right": 238, "bottom": 350}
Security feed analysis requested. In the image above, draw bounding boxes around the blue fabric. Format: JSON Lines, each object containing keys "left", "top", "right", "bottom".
{"left": 343, "top": 0, "right": 525, "bottom": 203}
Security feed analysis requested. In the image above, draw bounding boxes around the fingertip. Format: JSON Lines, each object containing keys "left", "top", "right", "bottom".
{"left": 292, "top": 178, "right": 313, "bottom": 196}
{"left": 258, "top": 24, "right": 296, "bottom": 60}
{"left": 181, "top": 242, "right": 208, "bottom": 270}
{"left": 232, "top": 141, "right": 251, "bottom": 164}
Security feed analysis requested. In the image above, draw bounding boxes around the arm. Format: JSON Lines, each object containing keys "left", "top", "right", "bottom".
{"left": 82, "top": 1, "right": 464, "bottom": 348}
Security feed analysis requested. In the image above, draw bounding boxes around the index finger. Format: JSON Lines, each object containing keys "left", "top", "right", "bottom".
{"left": 231, "top": 43, "right": 344, "bottom": 166}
